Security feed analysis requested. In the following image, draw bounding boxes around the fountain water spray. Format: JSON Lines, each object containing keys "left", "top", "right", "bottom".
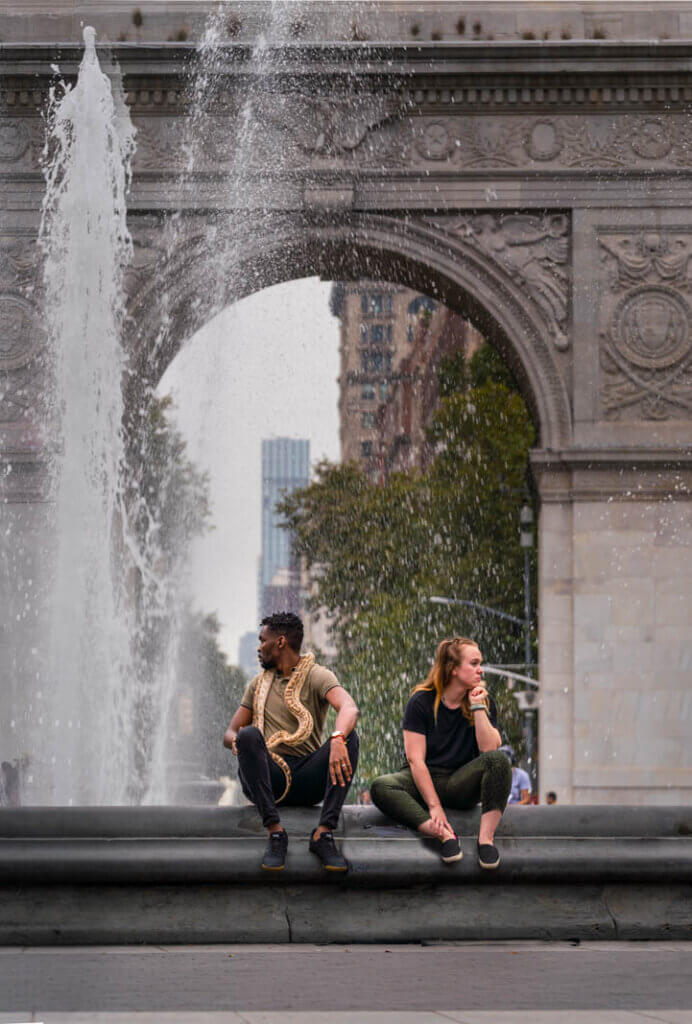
{"left": 39, "top": 27, "right": 140, "bottom": 804}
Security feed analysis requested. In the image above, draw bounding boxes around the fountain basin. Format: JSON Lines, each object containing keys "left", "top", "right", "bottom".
{"left": 0, "top": 805, "right": 690, "bottom": 944}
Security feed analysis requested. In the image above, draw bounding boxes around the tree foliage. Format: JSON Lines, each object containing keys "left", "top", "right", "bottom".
{"left": 177, "top": 610, "right": 247, "bottom": 780}
{"left": 280, "top": 344, "right": 536, "bottom": 782}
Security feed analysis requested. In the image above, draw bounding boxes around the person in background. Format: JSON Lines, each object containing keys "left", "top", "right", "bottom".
{"left": 356, "top": 788, "right": 372, "bottom": 805}
{"left": 546, "top": 790, "right": 558, "bottom": 805}
{"left": 500, "top": 745, "right": 532, "bottom": 805}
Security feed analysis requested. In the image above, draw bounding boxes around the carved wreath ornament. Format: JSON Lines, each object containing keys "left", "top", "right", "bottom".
{"left": 599, "top": 232, "right": 692, "bottom": 419}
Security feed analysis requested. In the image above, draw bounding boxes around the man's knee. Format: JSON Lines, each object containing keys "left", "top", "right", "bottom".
{"left": 235, "top": 725, "right": 264, "bottom": 756}
{"left": 346, "top": 729, "right": 359, "bottom": 758}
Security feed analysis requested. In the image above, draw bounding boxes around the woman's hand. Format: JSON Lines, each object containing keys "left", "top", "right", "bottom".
{"left": 469, "top": 685, "right": 488, "bottom": 706}
{"left": 428, "top": 802, "right": 453, "bottom": 839}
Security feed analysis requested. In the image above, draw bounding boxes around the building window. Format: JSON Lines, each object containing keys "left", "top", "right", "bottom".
{"left": 361, "top": 294, "right": 368, "bottom": 315}
{"left": 385, "top": 294, "right": 392, "bottom": 313}
{"left": 408, "top": 296, "right": 436, "bottom": 316}
{"left": 361, "top": 383, "right": 376, "bottom": 400}
{"left": 371, "top": 352, "right": 383, "bottom": 371}
{"left": 360, "top": 323, "right": 368, "bottom": 343}
{"left": 370, "top": 294, "right": 383, "bottom": 315}
{"left": 361, "top": 411, "right": 375, "bottom": 429}
{"left": 361, "top": 441, "right": 373, "bottom": 458}
{"left": 361, "top": 352, "right": 369, "bottom": 372}
{"left": 371, "top": 324, "right": 384, "bottom": 343}
{"left": 386, "top": 324, "right": 393, "bottom": 343}
{"left": 379, "top": 381, "right": 389, "bottom": 401}
{"left": 407, "top": 324, "right": 414, "bottom": 343}
{"left": 385, "top": 352, "right": 392, "bottom": 371}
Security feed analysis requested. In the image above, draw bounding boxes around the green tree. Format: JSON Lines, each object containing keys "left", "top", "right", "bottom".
{"left": 177, "top": 610, "right": 247, "bottom": 780}
{"left": 280, "top": 344, "right": 535, "bottom": 782}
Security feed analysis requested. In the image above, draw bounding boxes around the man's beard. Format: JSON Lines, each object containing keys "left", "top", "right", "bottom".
{"left": 259, "top": 654, "right": 275, "bottom": 670}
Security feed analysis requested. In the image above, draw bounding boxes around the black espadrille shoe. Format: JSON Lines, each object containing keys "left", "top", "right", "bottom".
{"left": 440, "top": 834, "right": 463, "bottom": 863}
{"left": 477, "top": 842, "right": 500, "bottom": 870}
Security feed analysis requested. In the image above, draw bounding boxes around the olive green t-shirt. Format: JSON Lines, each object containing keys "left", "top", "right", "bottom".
{"left": 240, "top": 662, "right": 339, "bottom": 758}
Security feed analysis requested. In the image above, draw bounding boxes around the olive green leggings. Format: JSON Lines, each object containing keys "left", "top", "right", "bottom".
{"left": 370, "top": 750, "right": 512, "bottom": 831}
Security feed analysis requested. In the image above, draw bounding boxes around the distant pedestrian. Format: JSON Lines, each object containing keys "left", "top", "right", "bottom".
{"left": 500, "top": 745, "right": 532, "bottom": 805}
{"left": 356, "top": 787, "right": 372, "bottom": 805}
{"left": 546, "top": 790, "right": 558, "bottom": 805}
{"left": 223, "top": 612, "right": 359, "bottom": 873}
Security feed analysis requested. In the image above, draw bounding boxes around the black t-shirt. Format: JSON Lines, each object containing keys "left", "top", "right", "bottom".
{"left": 402, "top": 688, "right": 499, "bottom": 772}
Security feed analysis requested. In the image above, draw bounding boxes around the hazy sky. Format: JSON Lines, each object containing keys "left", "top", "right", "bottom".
{"left": 160, "top": 277, "right": 340, "bottom": 662}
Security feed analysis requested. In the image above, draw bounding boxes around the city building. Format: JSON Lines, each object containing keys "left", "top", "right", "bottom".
{"left": 258, "top": 437, "right": 310, "bottom": 622}
{"left": 331, "top": 281, "right": 435, "bottom": 472}
{"left": 376, "top": 307, "right": 484, "bottom": 477}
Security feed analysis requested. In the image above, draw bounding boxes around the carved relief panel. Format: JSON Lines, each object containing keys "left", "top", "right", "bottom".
{"left": 0, "top": 237, "right": 46, "bottom": 441}
{"left": 598, "top": 231, "right": 692, "bottom": 420}
{"left": 426, "top": 211, "right": 570, "bottom": 352}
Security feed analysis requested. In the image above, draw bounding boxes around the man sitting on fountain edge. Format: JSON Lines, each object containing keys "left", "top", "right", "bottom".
{"left": 223, "top": 611, "right": 359, "bottom": 872}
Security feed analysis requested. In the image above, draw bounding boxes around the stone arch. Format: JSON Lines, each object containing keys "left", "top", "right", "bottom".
{"left": 126, "top": 212, "right": 571, "bottom": 450}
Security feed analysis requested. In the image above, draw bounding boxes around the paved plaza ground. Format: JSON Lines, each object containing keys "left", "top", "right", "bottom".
{"left": 0, "top": 942, "right": 691, "bottom": 1023}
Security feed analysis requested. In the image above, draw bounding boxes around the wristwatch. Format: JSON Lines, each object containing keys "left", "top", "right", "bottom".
{"left": 330, "top": 730, "right": 346, "bottom": 741}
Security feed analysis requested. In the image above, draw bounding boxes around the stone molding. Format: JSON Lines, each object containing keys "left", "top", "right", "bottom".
{"left": 531, "top": 446, "right": 692, "bottom": 502}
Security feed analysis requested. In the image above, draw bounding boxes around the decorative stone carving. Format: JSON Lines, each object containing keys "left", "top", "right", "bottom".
{"left": 0, "top": 295, "right": 43, "bottom": 370}
{"left": 362, "top": 112, "right": 692, "bottom": 172}
{"left": 0, "top": 119, "right": 30, "bottom": 162}
{"left": 256, "top": 92, "right": 401, "bottom": 160}
{"left": 629, "top": 119, "right": 673, "bottom": 160}
{"left": 599, "top": 231, "right": 692, "bottom": 419}
{"left": 428, "top": 212, "right": 570, "bottom": 350}
{"left": 526, "top": 120, "right": 563, "bottom": 162}
{"left": 0, "top": 238, "right": 41, "bottom": 291}
{"left": 0, "top": 360, "right": 44, "bottom": 425}
{"left": 414, "top": 120, "right": 454, "bottom": 161}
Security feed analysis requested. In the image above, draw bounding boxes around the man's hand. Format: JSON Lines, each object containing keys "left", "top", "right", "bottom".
{"left": 228, "top": 733, "right": 238, "bottom": 755}
{"left": 329, "top": 735, "right": 352, "bottom": 787}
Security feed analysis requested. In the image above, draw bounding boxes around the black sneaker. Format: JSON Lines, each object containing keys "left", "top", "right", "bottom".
{"left": 309, "top": 830, "right": 349, "bottom": 872}
{"left": 261, "top": 829, "right": 288, "bottom": 871}
{"left": 440, "top": 834, "right": 463, "bottom": 863}
{"left": 478, "top": 842, "right": 500, "bottom": 870}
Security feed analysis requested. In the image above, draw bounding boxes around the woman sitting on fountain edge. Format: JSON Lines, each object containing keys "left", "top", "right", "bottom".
{"left": 370, "top": 637, "right": 511, "bottom": 868}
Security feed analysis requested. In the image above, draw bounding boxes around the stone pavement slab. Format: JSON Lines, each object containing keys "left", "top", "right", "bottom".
{"left": 1, "top": 1013, "right": 692, "bottom": 1024}
{"left": 0, "top": 944, "right": 691, "bottom": 1018}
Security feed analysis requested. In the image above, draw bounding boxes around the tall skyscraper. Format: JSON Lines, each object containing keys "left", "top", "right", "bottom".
{"left": 259, "top": 437, "right": 310, "bottom": 622}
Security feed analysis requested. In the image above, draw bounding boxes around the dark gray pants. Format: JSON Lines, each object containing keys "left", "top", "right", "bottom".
{"left": 237, "top": 725, "right": 359, "bottom": 830}
{"left": 370, "top": 750, "right": 511, "bottom": 831}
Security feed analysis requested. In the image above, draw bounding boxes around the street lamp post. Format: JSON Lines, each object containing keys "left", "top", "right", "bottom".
{"left": 519, "top": 504, "right": 534, "bottom": 676}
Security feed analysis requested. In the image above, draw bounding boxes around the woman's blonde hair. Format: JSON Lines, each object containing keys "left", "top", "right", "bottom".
{"left": 412, "top": 637, "right": 488, "bottom": 723}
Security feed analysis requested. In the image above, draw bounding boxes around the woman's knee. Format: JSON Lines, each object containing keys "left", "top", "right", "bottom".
{"left": 370, "top": 773, "right": 396, "bottom": 808}
{"left": 483, "top": 749, "right": 512, "bottom": 787}
{"left": 235, "top": 725, "right": 264, "bottom": 755}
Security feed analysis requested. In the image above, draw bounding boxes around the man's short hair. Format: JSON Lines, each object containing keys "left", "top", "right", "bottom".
{"left": 260, "top": 612, "right": 304, "bottom": 653}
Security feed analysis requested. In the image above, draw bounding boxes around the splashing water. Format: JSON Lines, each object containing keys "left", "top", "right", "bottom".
{"left": 38, "top": 28, "right": 139, "bottom": 804}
